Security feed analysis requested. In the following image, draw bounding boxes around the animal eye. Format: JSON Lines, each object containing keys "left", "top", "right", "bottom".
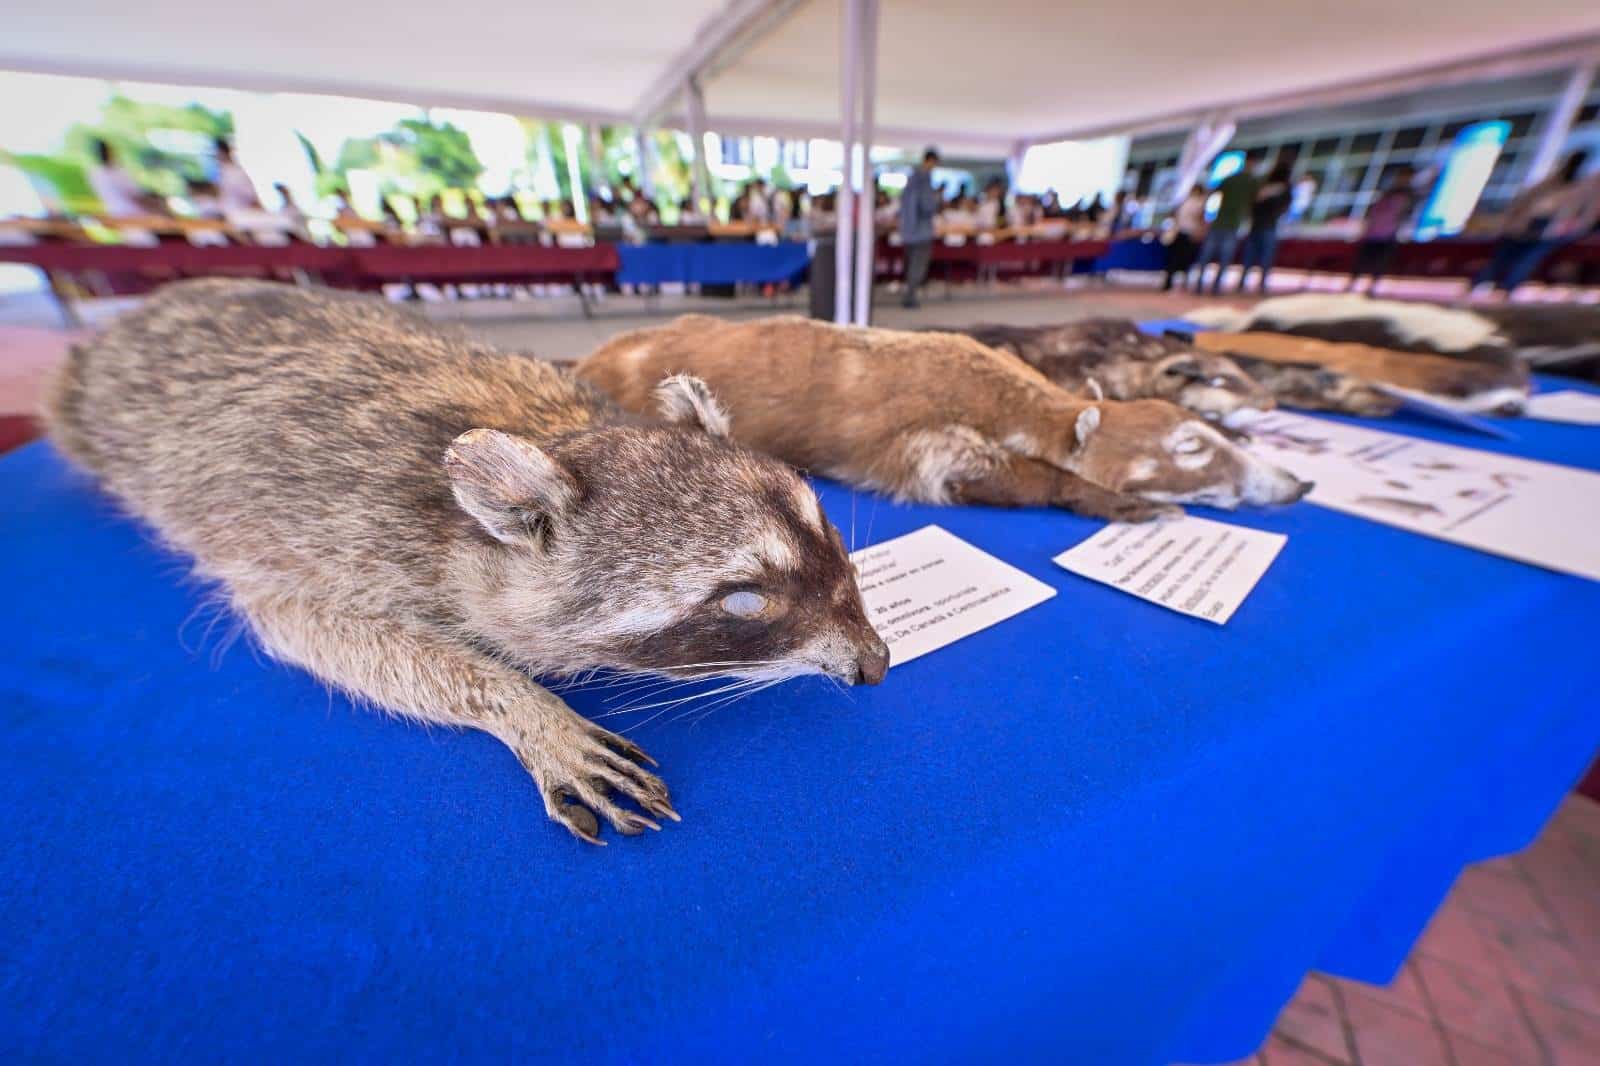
{"left": 720, "top": 590, "right": 769, "bottom": 619}
{"left": 1174, "top": 436, "right": 1207, "bottom": 455}
{"left": 1209, "top": 376, "right": 1229, "bottom": 388}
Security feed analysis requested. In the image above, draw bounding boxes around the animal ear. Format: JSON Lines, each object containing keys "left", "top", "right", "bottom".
{"left": 654, "top": 373, "right": 731, "bottom": 439}
{"left": 444, "top": 429, "right": 578, "bottom": 546}
{"left": 1074, "top": 405, "right": 1101, "bottom": 449}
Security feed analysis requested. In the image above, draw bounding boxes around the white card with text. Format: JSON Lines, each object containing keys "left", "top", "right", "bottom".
{"left": 1053, "top": 515, "right": 1286, "bottom": 625}
{"left": 1525, "top": 391, "right": 1600, "bottom": 426}
{"left": 850, "top": 525, "right": 1056, "bottom": 667}
{"left": 1234, "top": 409, "right": 1600, "bottom": 581}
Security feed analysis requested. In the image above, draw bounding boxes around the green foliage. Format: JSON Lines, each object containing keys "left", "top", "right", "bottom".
{"left": 392, "top": 118, "right": 484, "bottom": 190}
{"left": 9, "top": 92, "right": 235, "bottom": 210}
{"left": 2, "top": 152, "right": 97, "bottom": 213}
{"left": 301, "top": 116, "right": 487, "bottom": 212}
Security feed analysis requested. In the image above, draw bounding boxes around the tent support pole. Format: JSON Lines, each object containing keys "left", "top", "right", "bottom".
{"left": 685, "top": 78, "right": 712, "bottom": 211}
{"left": 850, "top": 0, "right": 880, "bottom": 326}
{"left": 1524, "top": 63, "right": 1596, "bottom": 187}
{"left": 633, "top": 129, "right": 657, "bottom": 199}
{"left": 834, "top": 0, "right": 862, "bottom": 325}
{"left": 1172, "top": 112, "right": 1235, "bottom": 204}
{"left": 584, "top": 124, "right": 609, "bottom": 205}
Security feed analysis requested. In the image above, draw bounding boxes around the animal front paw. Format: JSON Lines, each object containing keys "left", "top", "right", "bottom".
{"left": 1098, "top": 497, "right": 1183, "bottom": 523}
{"left": 518, "top": 712, "right": 679, "bottom": 845}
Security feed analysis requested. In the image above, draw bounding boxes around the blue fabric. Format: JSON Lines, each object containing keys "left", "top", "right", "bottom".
{"left": 615, "top": 242, "right": 811, "bottom": 286}
{"left": 1237, "top": 229, "right": 1280, "bottom": 291}
{"left": 2, "top": 363, "right": 1598, "bottom": 1064}
{"left": 1195, "top": 228, "right": 1242, "bottom": 293}
{"left": 1092, "top": 237, "right": 1168, "bottom": 274}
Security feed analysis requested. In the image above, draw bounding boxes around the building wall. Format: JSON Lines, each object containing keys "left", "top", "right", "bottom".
{"left": 1127, "top": 70, "right": 1600, "bottom": 224}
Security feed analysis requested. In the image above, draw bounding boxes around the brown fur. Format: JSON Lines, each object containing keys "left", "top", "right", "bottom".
{"left": 576, "top": 315, "right": 1311, "bottom": 518}
{"left": 44, "top": 280, "right": 888, "bottom": 845}
{"left": 1223, "top": 354, "right": 1402, "bottom": 417}
{"left": 1196, "top": 331, "right": 1530, "bottom": 414}
{"left": 954, "top": 320, "right": 1276, "bottom": 421}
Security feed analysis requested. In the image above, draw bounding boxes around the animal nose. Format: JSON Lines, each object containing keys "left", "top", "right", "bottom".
{"left": 1288, "top": 476, "right": 1315, "bottom": 502}
{"left": 854, "top": 637, "right": 890, "bottom": 686}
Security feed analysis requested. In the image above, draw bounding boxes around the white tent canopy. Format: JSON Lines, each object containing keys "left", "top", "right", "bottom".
{"left": 7, "top": 0, "right": 1599, "bottom": 152}
{"left": 6, "top": 0, "right": 1600, "bottom": 322}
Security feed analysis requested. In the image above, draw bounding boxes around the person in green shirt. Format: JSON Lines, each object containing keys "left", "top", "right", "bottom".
{"left": 1194, "top": 151, "right": 1262, "bottom": 295}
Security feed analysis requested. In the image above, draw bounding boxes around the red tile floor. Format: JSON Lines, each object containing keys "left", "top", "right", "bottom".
{"left": 1180, "top": 794, "right": 1600, "bottom": 1066}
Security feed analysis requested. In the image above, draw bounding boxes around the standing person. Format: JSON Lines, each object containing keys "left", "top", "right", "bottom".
{"left": 1163, "top": 183, "right": 1207, "bottom": 291}
{"left": 1471, "top": 151, "right": 1596, "bottom": 297}
{"left": 85, "top": 138, "right": 164, "bottom": 246}
{"left": 745, "top": 180, "right": 772, "bottom": 224}
{"left": 976, "top": 178, "right": 1005, "bottom": 230}
{"left": 1347, "top": 165, "right": 1419, "bottom": 293}
{"left": 213, "top": 138, "right": 260, "bottom": 213}
{"left": 1108, "top": 189, "right": 1129, "bottom": 233}
{"left": 677, "top": 197, "right": 707, "bottom": 225}
{"left": 1194, "top": 152, "right": 1261, "bottom": 294}
{"left": 86, "top": 139, "right": 163, "bottom": 218}
{"left": 1237, "top": 158, "right": 1293, "bottom": 293}
{"left": 899, "top": 147, "right": 940, "bottom": 309}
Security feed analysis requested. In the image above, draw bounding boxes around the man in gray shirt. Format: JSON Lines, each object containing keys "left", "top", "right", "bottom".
{"left": 899, "top": 147, "right": 941, "bottom": 308}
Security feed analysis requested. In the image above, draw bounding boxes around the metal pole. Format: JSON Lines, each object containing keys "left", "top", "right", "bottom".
{"left": 850, "top": 0, "right": 880, "bottom": 326}
{"left": 834, "top": 0, "right": 861, "bottom": 325}
{"left": 685, "top": 77, "right": 711, "bottom": 212}
{"left": 1524, "top": 63, "right": 1597, "bottom": 187}
{"left": 633, "top": 130, "right": 657, "bottom": 200}
{"left": 1172, "top": 113, "right": 1235, "bottom": 204}
{"left": 1006, "top": 139, "right": 1029, "bottom": 190}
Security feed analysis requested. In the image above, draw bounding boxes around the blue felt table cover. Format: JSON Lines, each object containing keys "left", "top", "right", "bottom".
{"left": 1, "top": 363, "right": 1596, "bottom": 1064}
{"left": 615, "top": 241, "right": 812, "bottom": 286}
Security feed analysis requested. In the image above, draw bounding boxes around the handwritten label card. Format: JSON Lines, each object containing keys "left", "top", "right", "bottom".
{"left": 1525, "top": 391, "right": 1600, "bottom": 426}
{"left": 1053, "top": 515, "right": 1286, "bottom": 625}
{"left": 850, "top": 525, "right": 1056, "bottom": 667}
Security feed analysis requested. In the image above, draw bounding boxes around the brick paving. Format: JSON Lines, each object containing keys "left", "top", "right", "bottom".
{"left": 1183, "top": 794, "right": 1600, "bottom": 1066}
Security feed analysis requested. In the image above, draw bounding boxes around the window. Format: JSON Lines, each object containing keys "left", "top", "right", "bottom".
{"left": 1503, "top": 113, "right": 1537, "bottom": 139}
{"left": 781, "top": 139, "right": 809, "bottom": 168}
{"left": 1376, "top": 163, "right": 1412, "bottom": 190}
{"left": 1350, "top": 132, "right": 1381, "bottom": 153}
{"left": 1311, "top": 137, "right": 1341, "bottom": 156}
{"left": 720, "top": 137, "right": 752, "bottom": 166}
{"left": 1391, "top": 127, "right": 1427, "bottom": 150}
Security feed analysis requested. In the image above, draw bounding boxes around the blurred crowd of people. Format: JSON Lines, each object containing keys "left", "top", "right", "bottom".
{"left": 56, "top": 129, "right": 1600, "bottom": 300}
{"left": 1159, "top": 143, "right": 1600, "bottom": 299}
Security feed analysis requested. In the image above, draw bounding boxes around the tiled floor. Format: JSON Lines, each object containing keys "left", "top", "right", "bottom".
{"left": 1187, "top": 794, "right": 1600, "bottom": 1066}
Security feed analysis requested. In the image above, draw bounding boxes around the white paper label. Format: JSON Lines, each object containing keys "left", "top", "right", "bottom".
{"left": 850, "top": 525, "right": 1056, "bottom": 667}
{"left": 1053, "top": 515, "right": 1286, "bottom": 625}
{"left": 1525, "top": 391, "right": 1600, "bottom": 426}
{"left": 1235, "top": 409, "right": 1600, "bottom": 581}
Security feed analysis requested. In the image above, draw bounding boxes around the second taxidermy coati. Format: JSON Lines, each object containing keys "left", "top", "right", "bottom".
{"left": 1191, "top": 330, "right": 1531, "bottom": 415}
{"left": 45, "top": 281, "right": 890, "bottom": 845}
{"left": 1184, "top": 294, "right": 1521, "bottom": 367}
{"left": 951, "top": 319, "right": 1276, "bottom": 423}
{"left": 576, "top": 315, "right": 1311, "bottom": 519}
{"left": 1221, "top": 353, "right": 1402, "bottom": 417}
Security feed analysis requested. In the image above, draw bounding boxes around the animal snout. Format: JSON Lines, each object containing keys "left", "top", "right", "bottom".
{"left": 854, "top": 636, "right": 891, "bottom": 686}
{"left": 1244, "top": 458, "right": 1316, "bottom": 506}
